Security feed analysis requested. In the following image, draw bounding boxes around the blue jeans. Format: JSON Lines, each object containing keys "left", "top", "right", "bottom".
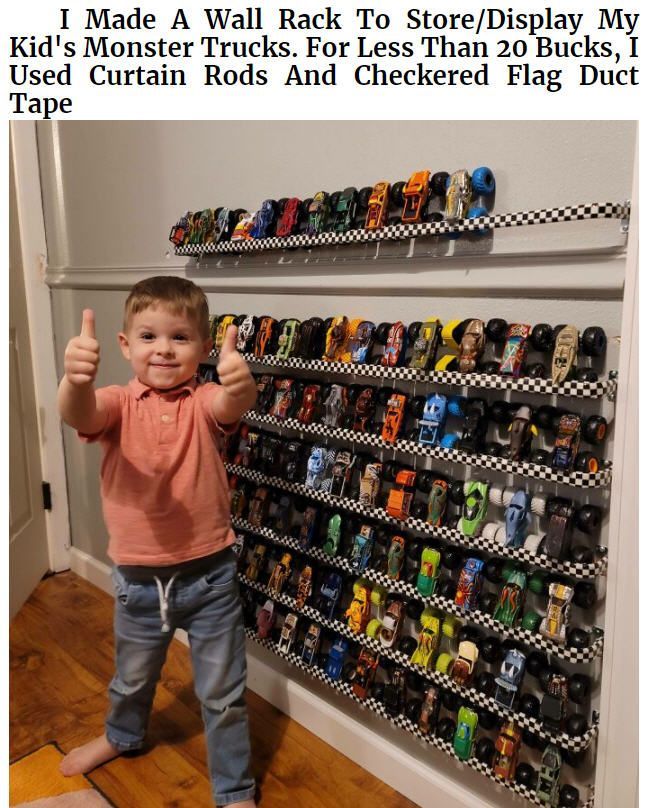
{"left": 107, "top": 548, "right": 255, "bottom": 806}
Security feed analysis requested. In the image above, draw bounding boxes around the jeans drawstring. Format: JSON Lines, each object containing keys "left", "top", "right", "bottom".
{"left": 154, "top": 573, "right": 179, "bottom": 633}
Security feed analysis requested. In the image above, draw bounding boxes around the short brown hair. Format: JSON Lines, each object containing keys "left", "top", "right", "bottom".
{"left": 124, "top": 276, "right": 210, "bottom": 339}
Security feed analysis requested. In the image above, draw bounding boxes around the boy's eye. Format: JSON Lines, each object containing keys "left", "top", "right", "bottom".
{"left": 174, "top": 334, "right": 189, "bottom": 341}
{"left": 141, "top": 333, "right": 155, "bottom": 340}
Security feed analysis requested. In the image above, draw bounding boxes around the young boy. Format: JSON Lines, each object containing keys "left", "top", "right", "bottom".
{"left": 57, "top": 276, "right": 257, "bottom": 808}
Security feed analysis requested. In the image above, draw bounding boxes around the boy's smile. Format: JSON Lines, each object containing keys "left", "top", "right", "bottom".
{"left": 118, "top": 305, "right": 212, "bottom": 390}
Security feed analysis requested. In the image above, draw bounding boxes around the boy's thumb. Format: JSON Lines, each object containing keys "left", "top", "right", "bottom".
{"left": 220, "top": 325, "right": 238, "bottom": 356}
{"left": 80, "top": 309, "right": 96, "bottom": 339}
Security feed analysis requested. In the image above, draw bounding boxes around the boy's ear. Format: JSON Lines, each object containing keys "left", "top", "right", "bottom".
{"left": 118, "top": 332, "right": 131, "bottom": 360}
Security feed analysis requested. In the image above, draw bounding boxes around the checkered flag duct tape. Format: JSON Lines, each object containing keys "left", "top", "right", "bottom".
{"left": 242, "top": 410, "right": 612, "bottom": 490}
{"left": 226, "top": 463, "right": 608, "bottom": 585}
{"left": 177, "top": 201, "right": 630, "bottom": 257}
{"left": 244, "top": 625, "right": 596, "bottom": 805}
{"left": 237, "top": 554, "right": 596, "bottom": 751}
{"left": 207, "top": 349, "right": 617, "bottom": 403}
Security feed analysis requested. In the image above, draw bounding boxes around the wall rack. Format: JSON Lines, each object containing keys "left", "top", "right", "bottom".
{"left": 239, "top": 575, "right": 596, "bottom": 753}
{"left": 226, "top": 463, "right": 608, "bottom": 585}
{"left": 234, "top": 517, "right": 603, "bottom": 668}
{"left": 242, "top": 411, "right": 613, "bottom": 489}
{"left": 176, "top": 201, "right": 630, "bottom": 257}
{"left": 208, "top": 350, "right": 617, "bottom": 402}
{"left": 244, "top": 624, "right": 596, "bottom": 806}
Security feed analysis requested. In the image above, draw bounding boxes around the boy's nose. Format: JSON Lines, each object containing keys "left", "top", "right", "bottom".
{"left": 157, "top": 340, "right": 175, "bottom": 356}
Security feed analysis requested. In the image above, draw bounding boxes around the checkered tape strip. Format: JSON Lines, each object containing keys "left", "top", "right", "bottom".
{"left": 226, "top": 462, "right": 608, "bottom": 585}
{"left": 176, "top": 200, "right": 630, "bottom": 257}
{"left": 244, "top": 626, "right": 595, "bottom": 804}
{"left": 208, "top": 348, "right": 616, "bottom": 402}
{"left": 243, "top": 409, "right": 612, "bottom": 491}
{"left": 239, "top": 575, "right": 596, "bottom": 753}
{"left": 234, "top": 517, "right": 603, "bottom": 670}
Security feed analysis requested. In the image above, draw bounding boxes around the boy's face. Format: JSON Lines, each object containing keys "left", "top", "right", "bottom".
{"left": 118, "top": 305, "right": 212, "bottom": 390}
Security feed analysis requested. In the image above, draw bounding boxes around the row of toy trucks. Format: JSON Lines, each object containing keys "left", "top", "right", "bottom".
{"left": 169, "top": 166, "right": 496, "bottom": 247}
{"left": 255, "top": 586, "right": 578, "bottom": 806}
{"left": 210, "top": 312, "right": 607, "bottom": 384}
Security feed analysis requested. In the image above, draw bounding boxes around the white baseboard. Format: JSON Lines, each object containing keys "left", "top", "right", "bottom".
{"left": 69, "top": 548, "right": 518, "bottom": 808}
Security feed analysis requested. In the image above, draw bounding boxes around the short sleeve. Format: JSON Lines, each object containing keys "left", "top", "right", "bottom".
{"left": 78, "top": 385, "right": 125, "bottom": 443}
{"left": 195, "top": 381, "right": 240, "bottom": 435}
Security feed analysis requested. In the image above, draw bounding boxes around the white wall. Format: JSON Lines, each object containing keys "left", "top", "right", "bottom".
{"left": 38, "top": 120, "right": 636, "bottom": 808}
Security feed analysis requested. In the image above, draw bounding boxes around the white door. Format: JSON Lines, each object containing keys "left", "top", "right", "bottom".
{"left": 9, "top": 152, "right": 50, "bottom": 618}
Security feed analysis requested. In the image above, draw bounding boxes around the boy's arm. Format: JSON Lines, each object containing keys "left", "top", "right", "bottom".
{"left": 212, "top": 325, "right": 257, "bottom": 426}
{"left": 57, "top": 309, "right": 108, "bottom": 434}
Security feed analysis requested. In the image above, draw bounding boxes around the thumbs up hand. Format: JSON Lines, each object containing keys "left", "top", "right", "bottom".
{"left": 215, "top": 325, "right": 257, "bottom": 419}
{"left": 64, "top": 309, "right": 101, "bottom": 386}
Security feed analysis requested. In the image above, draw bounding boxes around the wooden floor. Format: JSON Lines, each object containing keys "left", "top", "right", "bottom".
{"left": 10, "top": 572, "right": 418, "bottom": 808}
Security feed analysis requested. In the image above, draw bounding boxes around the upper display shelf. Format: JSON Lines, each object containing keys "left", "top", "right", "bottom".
{"left": 175, "top": 201, "right": 630, "bottom": 258}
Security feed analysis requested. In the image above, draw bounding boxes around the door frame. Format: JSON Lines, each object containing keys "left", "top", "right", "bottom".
{"left": 10, "top": 121, "right": 70, "bottom": 572}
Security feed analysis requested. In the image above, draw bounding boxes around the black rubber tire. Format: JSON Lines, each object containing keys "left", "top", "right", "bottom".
{"left": 485, "top": 318, "right": 507, "bottom": 343}
{"left": 574, "top": 452, "right": 599, "bottom": 473}
{"left": 526, "top": 362, "right": 547, "bottom": 379}
{"left": 417, "top": 470, "right": 435, "bottom": 493}
{"left": 430, "top": 171, "right": 450, "bottom": 197}
{"left": 568, "top": 673, "right": 591, "bottom": 705}
{"left": 329, "top": 191, "right": 342, "bottom": 211}
{"left": 534, "top": 405, "right": 559, "bottom": 431}
{"left": 484, "top": 442, "right": 503, "bottom": 457}
{"left": 515, "top": 763, "right": 536, "bottom": 789}
{"left": 475, "top": 671, "right": 496, "bottom": 697}
{"left": 408, "top": 321, "right": 422, "bottom": 342}
{"left": 518, "top": 693, "right": 540, "bottom": 718}
{"left": 356, "top": 186, "right": 372, "bottom": 212}
{"left": 566, "top": 713, "right": 589, "bottom": 737}
{"left": 440, "top": 547, "right": 463, "bottom": 571}
{"left": 569, "top": 544, "right": 594, "bottom": 564}
{"left": 567, "top": 628, "right": 590, "bottom": 649}
{"left": 530, "top": 322, "right": 555, "bottom": 352}
{"left": 438, "top": 579, "right": 457, "bottom": 599}
{"left": 526, "top": 651, "right": 549, "bottom": 679}
{"left": 484, "top": 558, "right": 504, "bottom": 584}
{"left": 375, "top": 322, "right": 391, "bottom": 345}
{"left": 529, "top": 449, "right": 551, "bottom": 466}
{"left": 574, "top": 582, "right": 597, "bottom": 610}
{"left": 480, "top": 361, "right": 500, "bottom": 375}
{"left": 581, "top": 326, "right": 607, "bottom": 357}
{"left": 475, "top": 737, "right": 495, "bottom": 765}
{"left": 490, "top": 400, "right": 512, "bottom": 424}
{"left": 448, "top": 480, "right": 465, "bottom": 506}
{"left": 479, "top": 592, "right": 498, "bottom": 615}
{"left": 582, "top": 415, "right": 608, "bottom": 444}
{"left": 574, "top": 504, "right": 602, "bottom": 534}
{"left": 575, "top": 367, "right": 598, "bottom": 382}
{"left": 480, "top": 637, "right": 502, "bottom": 665}
{"left": 390, "top": 181, "right": 406, "bottom": 207}
{"left": 436, "top": 717, "right": 456, "bottom": 742}
{"left": 441, "top": 689, "right": 460, "bottom": 713}
{"left": 559, "top": 785, "right": 581, "bottom": 808}
{"left": 408, "top": 395, "right": 427, "bottom": 419}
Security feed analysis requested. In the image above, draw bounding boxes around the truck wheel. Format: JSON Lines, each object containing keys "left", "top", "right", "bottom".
{"left": 471, "top": 166, "right": 496, "bottom": 195}
{"left": 435, "top": 653, "right": 453, "bottom": 675}
{"left": 485, "top": 318, "right": 507, "bottom": 343}
{"left": 574, "top": 452, "right": 599, "bottom": 473}
{"left": 581, "top": 326, "right": 607, "bottom": 356}
{"left": 530, "top": 322, "right": 555, "bottom": 352}
{"left": 430, "top": 171, "right": 450, "bottom": 196}
{"left": 582, "top": 415, "right": 607, "bottom": 444}
{"left": 390, "top": 181, "right": 406, "bottom": 208}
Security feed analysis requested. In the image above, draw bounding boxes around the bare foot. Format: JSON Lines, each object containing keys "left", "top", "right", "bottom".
{"left": 224, "top": 802, "right": 255, "bottom": 808}
{"left": 60, "top": 734, "right": 121, "bottom": 776}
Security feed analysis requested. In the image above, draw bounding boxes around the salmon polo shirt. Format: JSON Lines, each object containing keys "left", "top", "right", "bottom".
{"left": 80, "top": 377, "right": 236, "bottom": 566}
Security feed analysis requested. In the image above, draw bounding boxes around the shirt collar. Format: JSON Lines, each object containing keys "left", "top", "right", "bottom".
{"left": 129, "top": 376, "right": 199, "bottom": 400}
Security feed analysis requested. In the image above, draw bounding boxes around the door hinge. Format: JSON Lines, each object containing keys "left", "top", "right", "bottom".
{"left": 42, "top": 482, "right": 52, "bottom": 511}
